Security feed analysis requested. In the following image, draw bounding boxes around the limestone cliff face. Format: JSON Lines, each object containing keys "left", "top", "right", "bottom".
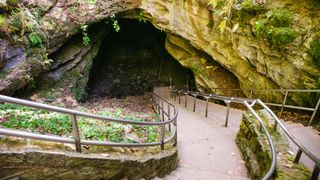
{"left": 139, "top": 0, "right": 320, "bottom": 104}
{"left": 0, "top": 0, "right": 319, "bottom": 105}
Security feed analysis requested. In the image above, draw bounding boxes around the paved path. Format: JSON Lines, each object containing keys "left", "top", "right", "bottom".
{"left": 155, "top": 87, "right": 248, "bottom": 179}
{"left": 154, "top": 87, "right": 320, "bottom": 179}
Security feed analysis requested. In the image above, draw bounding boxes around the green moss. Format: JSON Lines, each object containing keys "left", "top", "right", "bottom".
{"left": 255, "top": 8, "right": 297, "bottom": 47}
{"left": 28, "top": 33, "right": 43, "bottom": 48}
{"left": 310, "top": 34, "right": 320, "bottom": 67}
{"left": 233, "top": 0, "right": 265, "bottom": 24}
{"left": 72, "top": 76, "right": 88, "bottom": 102}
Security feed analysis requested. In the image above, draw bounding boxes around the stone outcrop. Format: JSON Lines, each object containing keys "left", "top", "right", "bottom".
{"left": 138, "top": 0, "right": 320, "bottom": 105}
{"left": 236, "top": 111, "right": 311, "bottom": 179}
{"left": 0, "top": 0, "right": 319, "bottom": 105}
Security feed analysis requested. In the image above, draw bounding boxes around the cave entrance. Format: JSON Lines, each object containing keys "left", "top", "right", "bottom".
{"left": 88, "top": 19, "right": 195, "bottom": 99}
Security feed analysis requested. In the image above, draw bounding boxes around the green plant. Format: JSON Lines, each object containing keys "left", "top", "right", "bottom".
{"left": 109, "top": 14, "right": 121, "bottom": 32}
{"left": 138, "top": 12, "right": 147, "bottom": 23}
{"left": 255, "top": 8, "right": 297, "bottom": 46}
{"left": 28, "top": 33, "right": 43, "bottom": 48}
{"left": 80, "top": 24, "right": 90, "bottom": 46}
{"left": 0, "top": 104, "right": 72, "bottom": 135}
{"left": 310, "top": 34, "right": 320, "bottom": 67}
{"left": 112, "top": 20, "right": 120, "bottom": 32}
{"left": 233, "top": 0, "right": 265, "bottom": 24}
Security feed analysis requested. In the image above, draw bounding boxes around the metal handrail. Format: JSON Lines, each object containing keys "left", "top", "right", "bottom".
{"left": 0, "top": 92, "right": 178, "bottom": 152}
{"left": 207, "top": 87, "right": 320, "bottom": 126}
{"left": 171, "top": 88, "right": 320, "bottom": 179}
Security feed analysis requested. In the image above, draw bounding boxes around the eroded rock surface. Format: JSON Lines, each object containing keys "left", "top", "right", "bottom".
{"left": 0, "top": 0, "right": 319, "bottom": 105}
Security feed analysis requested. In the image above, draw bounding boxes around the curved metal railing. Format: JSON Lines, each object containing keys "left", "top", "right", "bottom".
{"left": 0, "top": 92, "right": 178, "bottom": 152}
{"left": 170, "top": 88, "right": 319, "bottom": 180}
{"left": 208, "top": 87, "right": 320, "bottom": 126}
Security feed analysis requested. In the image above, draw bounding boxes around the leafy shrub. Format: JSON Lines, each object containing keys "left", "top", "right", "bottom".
{"left": 0, "top": 104, "right": 162, "bottom": 143}
{"left": 233, "top": 0, "right": 265, "bottom": 23}
{"left": 310, "top": 35, "right": 320, "bottom": 67}
{"left": 28, "top": 33, "right": 43, "bottom": 48}
{"left": 255, "top": 8, "right": 297, "bottom": 46}
{"left": 0, "top": 104, "right": 72, "bottom": 135}
{"left": 80, "top": 24, "right": 90, "bottom": 46}
{"left": 265, "top": 8, "right": 293, "bottom": 27}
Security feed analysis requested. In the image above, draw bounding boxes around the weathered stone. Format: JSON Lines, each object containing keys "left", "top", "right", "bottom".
{"left": 236, "top": 111, "right": 311, "bottom": 179}
{"left": 0, "top": 137, "right": 178, "bottom": 179}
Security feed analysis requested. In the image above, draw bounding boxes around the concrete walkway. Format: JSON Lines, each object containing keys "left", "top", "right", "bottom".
{"left": 155, "top": 87, "right": 248, "bottom": 179}
{"left": 154, "top": 87, "right": 320, "bottom": 179}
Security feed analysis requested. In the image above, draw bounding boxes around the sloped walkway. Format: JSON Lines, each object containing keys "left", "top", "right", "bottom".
{"left": 154, "top": 87, "right": 249, "bottom": 179}
{"left": 154, "top": 87, "right": 320, "bottom": 179}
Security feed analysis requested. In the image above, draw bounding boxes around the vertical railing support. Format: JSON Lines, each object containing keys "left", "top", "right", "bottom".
{"left": 294, "top": 149, "right": 302, "bottom": 163}
{"left": 173, "top": 108, "right": 177, "bottom": 147}
{"left": 160, "top": 124, "right": 165, "bottom": 150}
{"left": 224, "top": 101, "right": 231, "bottom": 127}
{"left": 308, "top": 96, "right": 320, "bottom": 126}
{"left": 178, "top": 91, "right": 181, "bottom": 104}
{"left": 279, "top": 90, "right": 289, "bottom": 118}
{"left": 205, "top": 97, "right": 209, "bottom": 118}
{"left": 71, "top": 114, "right": 81, "bottom": 153}
{"left": 193, "top": 93, "right": 197, "bottom": 112}
{"left": 168, "top": 104, "right": 171, "bottom": 132}
{"left": 158, "top": 98, "right": 161, "bottom": 114}
{"left": 184, "top": 92, "right": 188, "bottom": 107}
{"left": 249, "top": 89, "right": 253, "bottom": 98}
{"left": 311, "top": 165, "right": 319, "bottom": 180}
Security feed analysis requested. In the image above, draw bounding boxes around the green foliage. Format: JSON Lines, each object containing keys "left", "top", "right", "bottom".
{"left": 0, "top": 104, "right": 72, "bottom": 135}
{"left": 112, "top": 20, "right": 120, "bottom": 32}
{"left": 72, "top": 77, "right": 88, "bottom": 102}
{"left": 233, "top": 0, "right": 265, "bottom": 24}
{"left": 138, "top": 12, "right": 147, "bottom": 23}
{"left": 0, "top": 104, "right": 161, "bottom": 143}
{"left": 255, "top": 9, "right": 297, "bottom": 46}
{"left": 109, "top": 14, "right": 121, "bottom": 32}
{"left": 266, "top": 8, "right": 293, "bottom": 27}
{"left": 28, "top": 33, "right": 43, "bottom": 48}
{"left": 310, "top": 34, "right": 320, "bottom": 67}
{"left": 0, "top": 15, "right": 5, "bottom": 26}
{"left": 80, "top": 24, "right": 90, "bottom": 46}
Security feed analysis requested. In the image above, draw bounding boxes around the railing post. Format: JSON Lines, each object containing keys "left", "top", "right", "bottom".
{"left": 173, "top": 108, "right": 177, "bottom": 147}
{"left": 168, "top": 104, "right": 171, "bottom": 132}
{"left": 274, "top": 121, "right": 278, "bottom": 131}
{"left": 178, "top": 91, "right": 181, "bottom": 104}
{"left": 173, "top": 90, "right": 176, "bottom": 101}
{"left": 161, "top": 100, "right": 165, "bottom": 121}
{"left": 311, "top": 165, "right": 319, "bottom": 180}
{"left": 224, "top": 101, "right": 231, "bottom": 127}
{"left": 71, "top": 114, "right": 81, "bottom": 153}
{"left": 158, "top": 98, "right": 161, "bottom": 114}
{"left": 294, "top": 148, "right": 302, "bottom": 163}
{"left": 279, "top": 90, "right": 289, "bottom": 118}
{"left": 160, "top": 124, "right": 165, "bottom": 150}
{"left": 249, "top": 89, "right": 253, "bottom": 98}
{"left": 205, "top": 97, "right": 209, "bottom": 118}
{"left": 193, "top": 93, "right": 197, "bottom": 112}
{"left": 308, "top": 95, "right": 320, "bottom": 126}
{"left": 184, "top": 92, "right": 188, "bottom": 107}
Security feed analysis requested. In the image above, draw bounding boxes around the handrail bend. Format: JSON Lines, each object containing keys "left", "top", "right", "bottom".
{"left": 0, "top": 92, "right": 178, "bottom": 152}
{"left": 171, "top": 88, "right": 319, "bottom": 180}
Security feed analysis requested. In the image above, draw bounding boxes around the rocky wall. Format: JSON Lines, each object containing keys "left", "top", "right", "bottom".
{"left": 0, "top": 137, "right": 178, "bottom": 179}
{"left": 236, "top": 111, "right": 311, "bottom": 179}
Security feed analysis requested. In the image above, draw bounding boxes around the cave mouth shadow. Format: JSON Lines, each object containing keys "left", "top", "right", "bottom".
{"left": 87, "top": 19, "right": 195, "bottom": 99}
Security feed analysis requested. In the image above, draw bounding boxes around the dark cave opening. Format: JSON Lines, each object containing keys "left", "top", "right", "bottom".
{"left": 88, "top": 19, "right": 196, "bottom": 99}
